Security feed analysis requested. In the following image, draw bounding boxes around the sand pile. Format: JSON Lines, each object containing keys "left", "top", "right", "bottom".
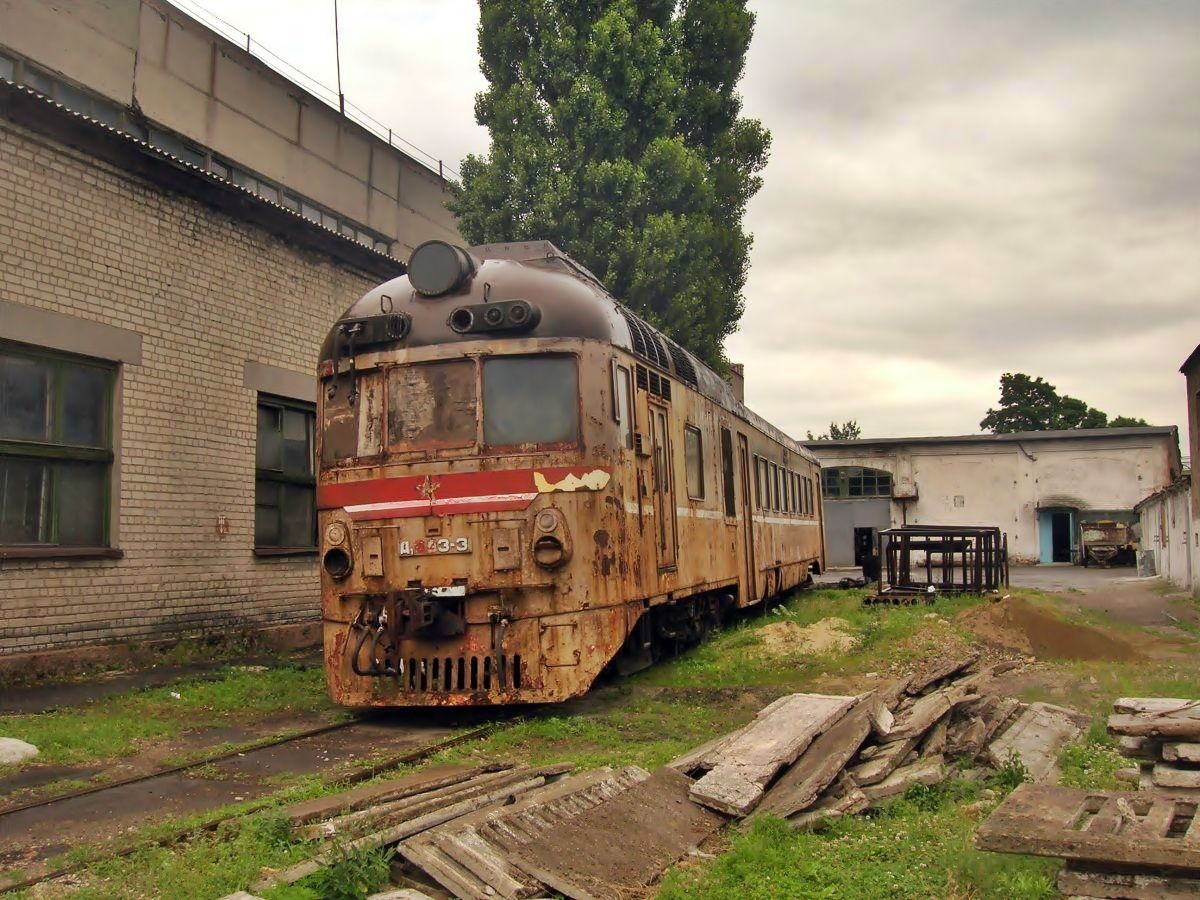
{"left": 759, "top": 617, "right": 859, "bottom": 656}
{"left": 956, "top": 597, "right": 1140, "bottom": 661}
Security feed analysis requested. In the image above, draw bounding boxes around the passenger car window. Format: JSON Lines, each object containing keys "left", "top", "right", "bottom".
{"left": 483, "top": 357, "right": 579, "bottom": 446}
{"left": 684, "top": 425, "right": 704, "bottom": 499}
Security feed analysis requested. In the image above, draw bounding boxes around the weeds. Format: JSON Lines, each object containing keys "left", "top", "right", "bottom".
{"left": 990, "top": 751, "right": 1032, "bottom": 794}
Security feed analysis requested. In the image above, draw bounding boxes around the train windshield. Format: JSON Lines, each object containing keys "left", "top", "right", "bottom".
{"left": 387, "top": 360, "right": 477, "bottom": 449}
{"left": 482, "top": 356, "right": 579, "bottom": 447}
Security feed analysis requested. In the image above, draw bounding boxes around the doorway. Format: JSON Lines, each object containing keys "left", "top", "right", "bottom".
{"left": 737, "top": 433, "right": 757, "bottom": 603}
{"left": 648, "top": 404, "right": 677, "bottom": 569}
{"left": 1051, "top": 512, "right": 1072, "bottom": 563}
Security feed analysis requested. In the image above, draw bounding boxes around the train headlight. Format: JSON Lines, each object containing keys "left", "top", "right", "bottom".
{"left": 408, "top": 241, "right": 476, "bottom": 297}
{"left": 323, "top": 546, "right": 353, "bottom": 579}
{"left": 533, "top": 535, "right": 566, "bottom": 568}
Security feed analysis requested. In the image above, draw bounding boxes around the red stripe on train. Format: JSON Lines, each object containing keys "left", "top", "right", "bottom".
{"left": 317, "top": 466, "right": 611, "bottom": 521}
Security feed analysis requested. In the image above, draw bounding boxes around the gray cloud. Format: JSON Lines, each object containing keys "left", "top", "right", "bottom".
{"left": 185, "top": 0, "right": 1199, "bottom": 439}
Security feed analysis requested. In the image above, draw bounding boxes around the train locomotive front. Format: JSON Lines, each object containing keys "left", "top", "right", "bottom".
{"left": 317, "top": 240, "right": 824, "bottom": 707}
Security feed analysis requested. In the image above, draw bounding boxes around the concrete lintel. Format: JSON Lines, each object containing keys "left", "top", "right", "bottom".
{"left": 242, "top": 359, "right": 316, "bottom": 404}
{"left": 0, "top": 299, "right": 143, "bottom": 364}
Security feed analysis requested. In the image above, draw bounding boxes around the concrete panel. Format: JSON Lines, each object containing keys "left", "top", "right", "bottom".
{"left": 1, "top": 0, "right": 137, "bottom": 104}
{"left": 288, "top": 149, "right": 369, "bottom": 224}
{"left": 370, "top": 145, "right": 400, "bottom": 197}
{"left": 164, "top": 17, "right": 214, "bottom": 93}
{"left": 299, "top": 102, "right": 338, "bottom": 163}
{"left": 337, "top": 127, "right": 370, "bottom": 180}
{"left": 0, "top": 299, "right": 143, "bottom": 364}
{"left": 399, "top": 162, "right": 451, "bottom": 216}
{"left": 213, "top": 52, "right": 297, "bottom": 142}
{"left": 367, "top": 186, "right": 398, "bottom": 236}
{"left": 133, "top": 63, "right": 211, "bottom": 141}
{"left": 137, "top": 2, "right": 167, "bottom": 67}
{"left": 207, "top": 102, "right": 296, "bottom": 185}
{"left": 823, "top": 499, "right": 891, "bottom": 568}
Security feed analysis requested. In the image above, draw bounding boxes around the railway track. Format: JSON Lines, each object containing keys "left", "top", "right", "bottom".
{"left": 0, "top": 718, "right": 506, "bottom": 894}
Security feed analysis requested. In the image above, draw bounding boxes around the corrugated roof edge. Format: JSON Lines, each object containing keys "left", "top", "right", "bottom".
{"left": 806, "top": 425, "right": 1178, "bottom": 449}
{"left": 0, "top": 78, "right": 405, "bottom": 283}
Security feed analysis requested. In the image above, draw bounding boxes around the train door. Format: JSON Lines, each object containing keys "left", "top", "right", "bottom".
{"left": 649, "top": 403, "right": 677, "bottom": 569}
{"left": 737, "top": 433, "right": 757, "bottom": 602}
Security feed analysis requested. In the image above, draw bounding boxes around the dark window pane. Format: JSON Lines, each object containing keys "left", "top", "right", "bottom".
{"left": 61, "top": 365, "right": 109, "bottom": 447}
{"left": 281, "top": 407, "right": 312, "bottom": 475}
{"left": 55, "top": 461, "right": 106, "bottom": 546}
{"left": 482, "top": 357, "right": 578, "bottom": 446}
{"left": 280, "top": 483, "right": 315, "bottom": 547}
{"left": 0, "top": 353, "right": 50, "bottom": 441}
{"left": 684, "top": 426, "right": 703, "bottom": 499}
{"left": 0, "top": 457, "right": 48, "bottom": 543}
{"left": 255, "top": 479, "right": 280, "bottom": 546}
{"left": 388, "top": 361, "right": 477, "bottom": 447}
{"left": 256, "top": 405, "right": 281, "bottom": 470}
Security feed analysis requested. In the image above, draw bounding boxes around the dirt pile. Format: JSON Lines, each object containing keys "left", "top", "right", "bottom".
{"left": 758, "top": 617, "right": 858, "bottom": 656}
{"left": 956, "top": 597, "right": 1140, "bottom": 661}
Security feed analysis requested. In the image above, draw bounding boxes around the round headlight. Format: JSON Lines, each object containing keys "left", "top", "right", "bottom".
{"left": 408, "top": 241, "right": 475, "bottom": 297}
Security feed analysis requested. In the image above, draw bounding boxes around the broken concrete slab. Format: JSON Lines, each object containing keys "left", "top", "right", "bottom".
{"left": 975, "top": 784, "right": 1200, "bottom": 870}
{"left": 985, "top": 702, "right": 1085, "bottom": 782}
{"left": 861, "top": 756, "right": 944, "bottom": 805}
{"left": 946, "top": 716, "right": 988, "bottom": 758}
{"left": 882, "top": 690, "right": 952, "bottom": 743}
{"left": 689, "top": 693, "right": 856, "bottom": 816}
{"left": 1108, "top": 714, "right": 1200, "bottom": 740}
{"left": 1114, "top": 698, "right": 1200, "bottom": 717}
{"left": 398, "top": 766, "right": 649, "bottom": 900}
{"left": 906, "top": 652, "right": 979, "bottom": 696}
{"left": 757, "top": 701, "right": 873, "bottom": 819}
{"left": 367, "top": 892, "right": 435, "bottom": 900}
{"left": 786, "top": 773, "right": 868, "bottom": 830}
{"left": 920, "top": 718, "right": 949, "bottom": 757}
{"left": 846, "top": 735, "right": 920, "bottom": 786}
{"left": 1117, "top": 736, "right": 1162, "bottom": 760}
{"left": 1151, "top": 763, "right": 1200, "bottom": 789}
{"left": 283, "top": 764, "right": 492, "bottom": 826}
{"left": 1163, "top": 742, "right": 1200, "bottom": 764}
{"left": 512, "top": 768, "right": 725, "bottom": 900}
{"left": 1057, "top": 865, "right": 1200, "bottom": 900}
{"left": 667, "top": 723, "right": 750, "bottom": 775}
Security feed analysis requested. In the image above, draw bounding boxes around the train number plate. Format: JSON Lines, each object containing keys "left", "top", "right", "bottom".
{"left": 399, "top": 537, "right": 472, "bottom": 557}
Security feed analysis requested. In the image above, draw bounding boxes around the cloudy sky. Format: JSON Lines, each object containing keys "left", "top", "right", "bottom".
{"left": 174, "top": 0, "right": 1199, "bottom": 440}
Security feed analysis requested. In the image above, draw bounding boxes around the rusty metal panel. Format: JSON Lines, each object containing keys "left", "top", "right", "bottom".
{"left": 491, "top": 527, "right": 521, "bottom": 572}
{"left": 361, "top": 532, "right": 384, "bottom": 577}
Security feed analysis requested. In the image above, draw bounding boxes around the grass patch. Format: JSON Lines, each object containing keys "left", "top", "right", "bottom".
{"left": 659, "top": 780, "right": 1057, "bottom": 900}
{"left": 0, "top": 664, "right": 337, "bottom": 770}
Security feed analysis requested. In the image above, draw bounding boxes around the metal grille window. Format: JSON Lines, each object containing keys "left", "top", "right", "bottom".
{"left": 684, "top": 425, "right": 704, "bottom": 500}
{"left": 255, "top": 396, "right": 316, "bottom": 551}
{"left": 0, "top": 344, "right": 114, "bottom": 549}
{"left": 822, "top": 466, "right": 892, "bottom": 499}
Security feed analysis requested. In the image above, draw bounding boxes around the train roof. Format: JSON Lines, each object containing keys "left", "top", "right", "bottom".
{"left": 324, "top": 240, "right": 814, "bottom": 463}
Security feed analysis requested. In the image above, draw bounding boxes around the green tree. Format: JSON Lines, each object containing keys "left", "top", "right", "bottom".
{"left": 980, "top": 373, "right": 1148, "bottom": 433}
{"left": 449, "top": 0, "right": 770, "bottom": 369}
{"left": 806, "top": 420, "right": 862, "bottom": 441}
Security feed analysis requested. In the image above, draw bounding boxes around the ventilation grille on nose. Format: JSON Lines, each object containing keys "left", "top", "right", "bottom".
{"left": 394, "top": 654, "right": 525, "bottom": 693}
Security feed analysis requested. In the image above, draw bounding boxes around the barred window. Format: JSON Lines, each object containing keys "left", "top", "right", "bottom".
{"left": 255, "top": 396, "right": 316, "bottom": 551}
{"left": 0, "top": 343, "right": 114, "bottom": 548}
{"left": 822, "top": 466, "right": 892, "bottom": 499}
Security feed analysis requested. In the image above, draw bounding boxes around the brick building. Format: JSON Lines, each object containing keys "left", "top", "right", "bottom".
{"left": 0, "top": 0, "right": 462, "bottom": 665}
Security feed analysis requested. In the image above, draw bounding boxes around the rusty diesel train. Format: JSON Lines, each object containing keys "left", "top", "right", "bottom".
{"left": 317, "top": 240, "right": 825, "bottom": 707}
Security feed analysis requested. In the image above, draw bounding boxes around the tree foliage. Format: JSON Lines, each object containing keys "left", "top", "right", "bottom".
{"left": 979, "top": 373, "right": 1148, "bottom": 433}
{"left": 449, "top": 0, "right": 771, "bottom": 369}
{"left": 806, "top": 420, "right": 862, "bottom": 441}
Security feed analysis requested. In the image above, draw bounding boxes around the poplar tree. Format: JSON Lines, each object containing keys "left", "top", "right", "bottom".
{"left": 449, "top": 0, "right": 770, "bottom": 369}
